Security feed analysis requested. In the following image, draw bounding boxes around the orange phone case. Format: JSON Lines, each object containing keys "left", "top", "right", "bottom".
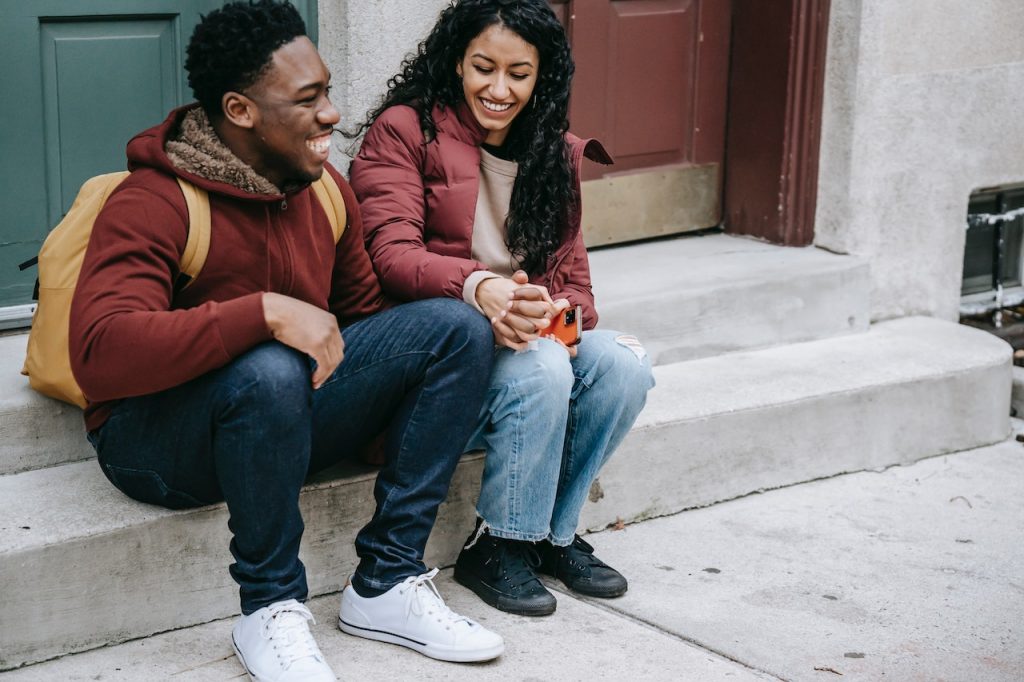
{"left": 543, "top": 305, "right": 582, "bottom": 346}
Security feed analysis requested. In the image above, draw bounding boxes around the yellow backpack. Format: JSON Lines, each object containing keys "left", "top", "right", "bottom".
{"left": 21, "top": 170, "right": 347, "bottom": 408}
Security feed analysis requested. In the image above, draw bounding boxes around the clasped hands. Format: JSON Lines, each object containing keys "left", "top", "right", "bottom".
{"left": 260, "top": 270, "right": 577, "bottom": 392}
{"left": 476, "top": 270, "right": 576, "bottom": 356}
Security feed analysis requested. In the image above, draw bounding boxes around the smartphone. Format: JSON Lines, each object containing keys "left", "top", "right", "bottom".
{"left": 543, "top": 305, "right": 582, "bottom": 346}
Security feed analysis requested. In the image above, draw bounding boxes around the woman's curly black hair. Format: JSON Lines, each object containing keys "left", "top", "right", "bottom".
{"left": 185, "top": 0, "right": 307, "bottom": 119}
{"left": 353, "top": 0, "right": 576, "bottom": 275}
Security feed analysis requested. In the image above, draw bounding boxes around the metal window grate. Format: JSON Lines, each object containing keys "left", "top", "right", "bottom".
{"left": 962, "top": 186, "right": 1024, "bottom": 311}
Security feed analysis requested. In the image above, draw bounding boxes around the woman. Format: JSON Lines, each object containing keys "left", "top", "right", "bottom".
{"left": 349, "top": 0, "right": 654, "bottom": 617}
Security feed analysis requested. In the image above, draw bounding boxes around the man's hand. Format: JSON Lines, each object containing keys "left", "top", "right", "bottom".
{"left": 262, "top": 292, "right": 344, "bottom": 388}
{"left": 476, "top": 271, "right": 555, "bottom": 350}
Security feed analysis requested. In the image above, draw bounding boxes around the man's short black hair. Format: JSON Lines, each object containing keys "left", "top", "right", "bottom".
{"left": 185, "top": 0, "right": 307, "bottom": 119}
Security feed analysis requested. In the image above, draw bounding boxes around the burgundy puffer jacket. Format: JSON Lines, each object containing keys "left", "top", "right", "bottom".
{"left": 350, "top": 102, "right": 612, "bottom": 329}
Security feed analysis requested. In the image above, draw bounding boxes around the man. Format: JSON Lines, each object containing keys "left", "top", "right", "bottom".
{"left": 69, "top": 2, "right": 503, "bottom": 679}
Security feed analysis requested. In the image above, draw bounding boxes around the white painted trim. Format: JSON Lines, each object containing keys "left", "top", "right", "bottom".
{"left": 0, "top": 304, "right": 36, "bottom": 331}
{"left": 960, "top": 287, "right": 1024, "bottom": 316}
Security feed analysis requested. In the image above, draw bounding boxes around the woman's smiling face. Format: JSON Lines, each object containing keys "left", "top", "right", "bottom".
{"left": 456, "top": 24, "right": 539, "bottom": 146}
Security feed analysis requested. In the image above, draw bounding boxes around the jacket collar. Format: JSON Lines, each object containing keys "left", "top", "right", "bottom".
{"left": 127, "top": 104, "right": 291, "bottom": 202}
{"left": 433, "top": 100, "right": 489, "bottom": 147}
{"left": 166, "top": 107, "right": 281, "bottom": 196}
{"left": 432, "top": 100, "right": 615, "bottom": 169}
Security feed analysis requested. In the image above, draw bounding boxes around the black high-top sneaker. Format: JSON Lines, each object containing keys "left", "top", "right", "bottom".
{"left": 453, "top": 520, "right": 557, "bottom": 617}
{"left": 538, "top": 535, "right": 628, "bottom": 598}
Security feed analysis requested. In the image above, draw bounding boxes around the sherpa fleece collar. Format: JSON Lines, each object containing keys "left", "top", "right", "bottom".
{"left": 165, "top": 108, "right": 280, "bottom": 196}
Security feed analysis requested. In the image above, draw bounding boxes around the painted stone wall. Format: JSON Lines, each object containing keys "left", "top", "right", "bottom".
{"left": 815, "top": 0, "right": 1024, "bottom": 321}
{"left": 318, "top": 0, "right": 450, "bottom": 170}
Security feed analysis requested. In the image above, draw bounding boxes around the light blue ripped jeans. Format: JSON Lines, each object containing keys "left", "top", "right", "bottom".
{"left": 464, "top": 329, "right": 655, "bottom": 547}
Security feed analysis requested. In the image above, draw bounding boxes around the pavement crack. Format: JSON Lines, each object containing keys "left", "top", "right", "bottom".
{"left": 592, "top": 437, "right": 1016, "bottom": 533}
{"left": 546, "top": 583, "right": 785, "bottom": 681}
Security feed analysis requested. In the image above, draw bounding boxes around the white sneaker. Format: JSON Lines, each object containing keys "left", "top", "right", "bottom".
{"left": 232, "top": 599, "right": 337, "bottom": 682}
{"left": 338, "top": 568, "right": 504, "bottom": 662}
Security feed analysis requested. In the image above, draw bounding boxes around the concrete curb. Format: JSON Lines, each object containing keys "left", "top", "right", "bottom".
{"left": 0, "top": 316, "right": 1009, "bottom": 669}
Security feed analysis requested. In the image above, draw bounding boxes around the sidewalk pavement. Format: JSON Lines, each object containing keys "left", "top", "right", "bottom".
{"left": 5, "top": 431, "right": 1022, "bottom": 681}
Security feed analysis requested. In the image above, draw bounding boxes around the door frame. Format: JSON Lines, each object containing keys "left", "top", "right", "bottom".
{"left": 0, "top": 0, "right": 318, "bottom": 328}
{"left": 723, "top": 0, "right": 832, "bottom": 246}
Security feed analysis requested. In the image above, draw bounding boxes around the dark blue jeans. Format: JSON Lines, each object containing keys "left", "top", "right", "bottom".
{"left": 88, "top": 299, "right": 493, "bottom": 614}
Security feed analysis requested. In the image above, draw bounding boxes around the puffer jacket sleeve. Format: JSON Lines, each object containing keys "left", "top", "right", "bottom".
{"left": 351, "top": 106, "right": 487, "bottom": 301}
{"left": 324, "top": 165, "right": 389, "bottom": 325}
{"left": 546, "top": 135, "right": 608, "bottom": 331}
{"left": 549, "top": 230, "right": 598, "bottom": 330}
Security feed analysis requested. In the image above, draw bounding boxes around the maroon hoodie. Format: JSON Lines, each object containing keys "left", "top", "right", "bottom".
{"left": 70, "top": 105, "right": 385, "bottom": 431}
{"left": 350, "top": 102, "right": 612, "bottom": 329}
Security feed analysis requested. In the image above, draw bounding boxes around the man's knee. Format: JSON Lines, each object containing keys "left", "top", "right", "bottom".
{"left": 221, "top": 342, "right": 311, "bottom": 411}
{"left": 427, "top": 298, "right": 492, "bottom": 341}
{"left": 409, "top": 298, "right": 494, "bottom": 365}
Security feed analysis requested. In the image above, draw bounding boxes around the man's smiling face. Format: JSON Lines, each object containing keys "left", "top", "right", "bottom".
{"left": 243, "top": 36, "right": 339, "bottom": 190}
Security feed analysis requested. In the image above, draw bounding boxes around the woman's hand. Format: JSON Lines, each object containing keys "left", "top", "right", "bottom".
{"left": 548, "top": 297, "right": 578, "bottom": 357}
{"left": 477, "top": 271, "right": 556, "bottom": 350}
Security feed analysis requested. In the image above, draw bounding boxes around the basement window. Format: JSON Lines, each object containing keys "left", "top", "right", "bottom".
{"left": 961, "top": 185, "right": 1024, "bottom": 314}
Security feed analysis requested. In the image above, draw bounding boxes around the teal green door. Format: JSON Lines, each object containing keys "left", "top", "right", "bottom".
{"left": 0, "top": 1, "right": 317, "bottom": 315}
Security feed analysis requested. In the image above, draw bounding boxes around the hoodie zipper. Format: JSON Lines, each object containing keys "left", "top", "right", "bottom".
{"left": 268, "top": 201, "right": 296, "bottom": 293}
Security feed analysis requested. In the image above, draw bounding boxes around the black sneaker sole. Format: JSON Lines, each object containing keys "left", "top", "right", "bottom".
{"left": 453, "top": 564, "right": 557, "bottom": 617}
{"left": 554, "top": 577, "right": 628, "bottom": 599}
{"left": 536, "top": 567, "right": 629, "bottom": 599}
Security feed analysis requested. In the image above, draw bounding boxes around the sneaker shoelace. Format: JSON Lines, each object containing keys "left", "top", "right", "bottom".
{"left": 491, "top": 540, "right": 543, "bottom": 589}
{"left": 260, "top": 601, "right": 323, "bottom": 669}
{"left": 564, "top": 535, "right": 607, "bottom": 572}
{"left": 399, "top": 568, "right": 475, "bottom": 632}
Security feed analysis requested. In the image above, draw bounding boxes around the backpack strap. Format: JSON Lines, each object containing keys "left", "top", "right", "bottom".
{"left": 310, "top": 171, "right": 348, "bottom": 244}
{"left": 173, "top": 173, "right": 342, "bottom": 291}
{"left": 176, "top": 178, "right": 210, "bottom": 287}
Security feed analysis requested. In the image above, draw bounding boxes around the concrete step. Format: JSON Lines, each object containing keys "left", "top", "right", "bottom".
{"left": 1, "top": 567, "right": 770, "bottom": 681}
{"left": 589, "top": 233, "right": 870, "bottom": 365}
{"left": 0, "top": 316, "right": 1009, "bottom": 670}
{"left": 578, "top": 315, "right": 1010, "bottom": 531}
{"left": 0, "top": 233, "right": 869, "bottom": 478}
{"left": 8, "top": 438, "right": 1021, "bottom": 681}
{"left": 0, "top": 333, "right": 94, "bottom": 477}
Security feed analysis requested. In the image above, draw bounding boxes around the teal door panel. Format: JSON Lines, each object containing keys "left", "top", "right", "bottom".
{"left": 41, "top": 18, "right": 181, "bottom": 224}
{"left": 0, "top": 1, "right": 318, "bottom": 309}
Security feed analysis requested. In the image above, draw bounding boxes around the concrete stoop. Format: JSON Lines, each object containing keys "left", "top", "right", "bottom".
{"left": 0, "top": 233, "right": 870, "bottom": 478}
{"left": 0, "top": 333, "right": 93, "bottom": 477}
{"left": 0, "top": 315, "right": 1009, "bottom": 671}
{"left": 589, "top": 234, "right": 870, "bottom": 365}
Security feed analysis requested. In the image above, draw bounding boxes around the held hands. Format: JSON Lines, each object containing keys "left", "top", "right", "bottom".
{"left": 476, "top": 271, "right": 574, "bottom": 355}
{"left": 476, "top": 271, "right": 551, "bottom": 350}
{"left": 262, "top": 292, "right": 344, "bottom": 389}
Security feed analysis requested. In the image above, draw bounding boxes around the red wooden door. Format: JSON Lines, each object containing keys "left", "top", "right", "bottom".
{"left": 553, "top": 0, "right": 731, "bottom": 245}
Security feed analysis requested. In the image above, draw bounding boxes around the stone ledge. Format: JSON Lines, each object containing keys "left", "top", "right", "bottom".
{"left": 0, "top": 234, "right": 871, "bottom": 477}
{"left": 590, "top": 233, "right": 870, "bottom": 365}
{"left": 0, "top": 333, "right": 94, "bottom": 477}
{"left": 0, "top": 316, "right": 1009, "bottom": 670}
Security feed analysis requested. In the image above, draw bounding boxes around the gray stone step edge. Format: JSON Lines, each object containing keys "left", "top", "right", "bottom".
{"left": 590, "top": 234, "right": 870, "bottom": 366}
{"left": 0, "top": 234, "right": 871, "bottom": 477}
{"left": 1010, "top": 365, "right": 1024, "bottom": 417}
{"left": 0, "top": 315, "right": 1009, "bottom": 670}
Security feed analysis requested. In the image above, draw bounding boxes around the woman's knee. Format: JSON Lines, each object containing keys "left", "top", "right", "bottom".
{"left": 585, "top": 331, "right": 655, "bottom": 402}
{"left": 499, "top": 339, "right": 575, "bottom": 401}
